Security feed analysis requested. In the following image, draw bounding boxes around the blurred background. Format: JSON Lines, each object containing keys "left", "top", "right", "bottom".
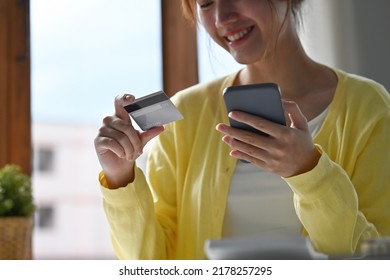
{"left": 5, "top": 0, "right": 390, "bottom": 259}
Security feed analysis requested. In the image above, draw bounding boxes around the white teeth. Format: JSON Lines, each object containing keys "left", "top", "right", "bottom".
{"left": 227, "top": 27, "right": 251, "bottom": 42}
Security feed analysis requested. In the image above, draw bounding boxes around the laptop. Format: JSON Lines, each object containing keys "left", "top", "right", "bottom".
{"left": 204, "top": 236, "right": 327, "bottom": 260}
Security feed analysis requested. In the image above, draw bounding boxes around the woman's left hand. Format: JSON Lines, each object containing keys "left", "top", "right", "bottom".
{"left": 216, "top": 100, "right": 321, "bottom": 178}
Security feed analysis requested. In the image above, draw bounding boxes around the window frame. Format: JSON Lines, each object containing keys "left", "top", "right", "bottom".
{"left": 0, "top": 0, "right": 198, "bottom": 176}
{"left": 0, "top": 0, "right": 31, "bottom": 175}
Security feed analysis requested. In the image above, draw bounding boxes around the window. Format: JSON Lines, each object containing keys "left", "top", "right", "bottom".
{"left": 37, "top": 205, "right": 55, "bottom": 229}
{"left": 31, "top": 0, "right": 162, "bottom": 124}
{"left": 36, "top": 147, "right": 54, "bottom": 173}
{"left": 31, "top": 0, "right": 162, "bottom": 259}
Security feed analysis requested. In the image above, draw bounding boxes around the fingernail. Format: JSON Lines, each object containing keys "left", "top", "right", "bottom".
{"left": 124, "top": 94, "right": 134, "bottom": 101}
{"left": 228, "top": 112, "right": 237, "bottom": 119}
{"left": 222, "top": 135, "right": 231, "bottom": 144}
{"left": 216, "top": 124, "right": 225, "bottom": 132}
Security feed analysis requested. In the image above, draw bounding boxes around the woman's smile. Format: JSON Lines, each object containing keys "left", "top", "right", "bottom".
{"left": 224, "top": 26, "right": 254, "bottom": 45}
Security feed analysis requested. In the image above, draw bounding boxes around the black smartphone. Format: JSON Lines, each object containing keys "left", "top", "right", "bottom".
{"left": 223, "top": 83, "right": 286, "bottom": 136}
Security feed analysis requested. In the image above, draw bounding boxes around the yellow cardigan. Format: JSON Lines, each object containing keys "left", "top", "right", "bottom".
{"left": 100, "top": 69, "right": 390, "bottom": 259}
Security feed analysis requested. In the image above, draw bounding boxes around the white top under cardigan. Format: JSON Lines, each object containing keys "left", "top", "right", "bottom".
{"left": 222, "top": 106, "right": 330, "bottom": 238}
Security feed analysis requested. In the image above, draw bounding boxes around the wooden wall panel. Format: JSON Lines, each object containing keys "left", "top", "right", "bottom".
{"left": 161, "top": 0, "right": 198, "bottom": 96}
{"left": 0, "top": 0, "right": 31, "bottom": 175}
{"left": 0, "top": 0, "right": 9, "bottom": 170}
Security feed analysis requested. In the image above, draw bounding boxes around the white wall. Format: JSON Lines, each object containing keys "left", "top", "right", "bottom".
{"left": 32, "top": 122, "right": 116, "bottom": 259}
{"left": 303, "top": 0, "right": 390, "bottom": 91}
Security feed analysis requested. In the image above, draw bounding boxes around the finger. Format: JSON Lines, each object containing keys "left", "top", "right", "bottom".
{"left": 227, "top": 111, "right": 284, "bottom": 138}
{"left": 222, "top": 134, "right": 269, "bottom": 160}
{"left": 140, "top": 126, "right": 165, "bottom": 148}
{"left": 98, "top": 125, "right": 138, "bottom": 160}
{"left": 283, "top": 100, "right": 309, "bottom": 131}
{"left": 102, "top": 115, "right": 143, "bottom": 157}
{"left": 95, "top": 135, "right": 126, "bottom": 159}
{"left": 101, "top": 116, "right": 164, "bottom": 157}
{"left": 217, "top": 123, "right": 272, "bottom": 150}
{"left": 225, "top": 134, "right": 273, "bottom": 164}
{"left": 282, "top": 101, "right": 292, "bottom": 127}
{"left": 229, "top": 148, "right": 267, "bottom": 167}
{"left": 114, "top": 94, "right": 135, "bottom": 121}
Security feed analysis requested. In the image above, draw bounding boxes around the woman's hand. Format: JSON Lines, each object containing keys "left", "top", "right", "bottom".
{"left": 216, "top": 100, "right": 320, "bottom": 178}
{"left": 94, "top": 94, "right": 164, "bottom": 189}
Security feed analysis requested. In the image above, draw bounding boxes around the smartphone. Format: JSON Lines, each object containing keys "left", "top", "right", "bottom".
{"left": 223, "top": 83, "right": 286, "bottom": 136}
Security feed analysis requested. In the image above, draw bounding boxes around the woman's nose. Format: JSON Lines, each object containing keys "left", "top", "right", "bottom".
{"left": 215, "top": 0, "right": 239, "bottom": 27}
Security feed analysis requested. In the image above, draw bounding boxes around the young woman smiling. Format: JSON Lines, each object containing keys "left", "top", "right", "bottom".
{"left": 94, "top": 0, "right": 390, "bottom": 259}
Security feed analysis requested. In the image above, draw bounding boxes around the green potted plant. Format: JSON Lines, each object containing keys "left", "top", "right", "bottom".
{"left": 0, "top": 164, "right": 36, "bottom": 259}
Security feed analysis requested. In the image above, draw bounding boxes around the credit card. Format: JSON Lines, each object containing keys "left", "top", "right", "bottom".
{"left": 124, "top": 90, "right": 183, "bottom": 130}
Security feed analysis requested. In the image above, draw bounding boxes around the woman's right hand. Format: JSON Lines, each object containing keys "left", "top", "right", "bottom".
{"left": 94, "top": 94, "right": 164, "bottom": 189}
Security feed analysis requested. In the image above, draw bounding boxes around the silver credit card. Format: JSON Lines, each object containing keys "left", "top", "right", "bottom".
{"left": 124, "top": 90, "right": 183, "bottom": 130}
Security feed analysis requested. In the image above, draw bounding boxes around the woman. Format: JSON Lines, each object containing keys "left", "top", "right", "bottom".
{"left": 94, "top": 0, "right": 390, "bottom": 259}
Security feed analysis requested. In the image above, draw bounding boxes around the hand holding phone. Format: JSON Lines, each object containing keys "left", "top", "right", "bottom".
{"left": 223, "top": 83, "right": 286, "bottom": 136}
{"left": 221, "top": 83, "right": 321, "bottom": 175}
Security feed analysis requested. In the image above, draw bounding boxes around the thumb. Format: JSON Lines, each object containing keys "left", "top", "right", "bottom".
{"left": 283, "top": 100, "right": 309, "bottom": 132}
{"left": 114, "top": 94, "right": 135, "bottom": 121}
{"left": 140, "top": 126, "right": 165, "bottom": 147}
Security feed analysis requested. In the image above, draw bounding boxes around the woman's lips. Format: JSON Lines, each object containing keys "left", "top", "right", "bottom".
{"left": 225, "top": 26, "right": 254, "bottom": 43}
